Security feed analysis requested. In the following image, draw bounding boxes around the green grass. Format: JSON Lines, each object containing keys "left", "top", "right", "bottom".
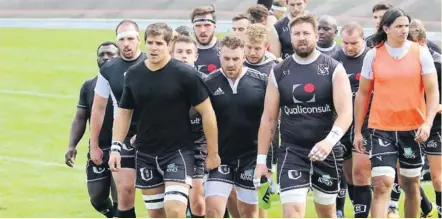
{"left": 0, "top": 28, "right": 437, "bottom": 217}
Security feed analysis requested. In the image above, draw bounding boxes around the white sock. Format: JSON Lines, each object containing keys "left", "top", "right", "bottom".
{"left": 389, "top": 200, "right": 399, "bottom": 208}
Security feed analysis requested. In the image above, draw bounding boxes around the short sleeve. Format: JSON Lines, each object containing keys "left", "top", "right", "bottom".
{"left": 119, "top": 74, "right": 136, "bottom": 109}
{"left": 185, "top": 70, "right": 209, "bottom": 107}
{"left": 360, "top": 48, "right": 376, "bottom": 80}
{"left": 419, "top": 46, "right": 437, "bottom": 75}
{"left": 77, "top": 81, "right": 88, "bottom": 109}
{"left": 94, "top": 72, "right": 111, "bottom": 98}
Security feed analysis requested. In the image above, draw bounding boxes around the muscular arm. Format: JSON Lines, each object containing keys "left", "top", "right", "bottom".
{"left": 90, "top": 73, "right": 110, "bottom": 148}
{"left": 331, "top": 65, "right": 353, "bottom": 134}
{"left": 258, "top": 70, "right": 280, "bottom": 155}
{"left": 112, "top": 108, "right": 133, "bottom": 142}
{"left": 194, "top": 98, "right": 218, "bottom": 156}
{"left": 422, "top": 73, "right": 439, "bottom": 125}
{"left": 268, "top": 26, "right": 282, "bottom": 58}
{"left": 355, "top": 49, "right": 375, "bottom": 133}
{"left": 68, "top": 108, "right": 88, "bottom": 149}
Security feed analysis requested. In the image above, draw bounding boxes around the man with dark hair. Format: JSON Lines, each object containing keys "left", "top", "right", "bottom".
{"left": 331, "top": 22, "right": 371, "bottom": 218}
{"left": 191, "top": 5, "right": 221, "bottom": 74}
{"left": 316, "top": 15, "right": 341, "bottom": 56}
{"left": 365, "top": 3, "right": 393, "bottom": 48}
{"left": 232, "top": 14, "right": 250, "bottom": 40}
{"left": 90, "top": 19, "right": 146, "bottom": 218}
{"left": 65, "top": 41, "right": 119, "bottom": 218}
{"left": 108, "top": 22, "right": 220, "bottom": 218}
{"left": 204, "top": 34, "right": 267, "bottom": 218}
{"left": 175, "top": 25, "right": 194, "bottom": 37}
{"left": 255, "top": 14, "right": 353, "bottom": 218}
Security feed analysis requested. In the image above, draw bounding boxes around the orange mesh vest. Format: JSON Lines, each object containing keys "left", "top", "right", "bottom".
{"left": 369, "top": 42, "right": 426, "bottom": 131}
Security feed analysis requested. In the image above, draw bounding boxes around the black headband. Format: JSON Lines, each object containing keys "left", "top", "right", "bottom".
{"left": 192, "top": 18, "right": 216, "bottom": 24}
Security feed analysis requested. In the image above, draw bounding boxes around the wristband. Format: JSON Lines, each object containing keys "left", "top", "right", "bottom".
{"left": 111, "top": 141, "right": 123, "bottom": 153}
{"left": 257, "top": 154, "right": 267, "bottom": 165}
{"left": 325, "top": 126, "right": 344, "bottom": 146}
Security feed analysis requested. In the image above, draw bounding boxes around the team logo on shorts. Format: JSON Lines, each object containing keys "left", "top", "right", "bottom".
{"left": 426, "top": 140, "right": 438, "bottom": 148}
{"left": 403, "top": 148, "right": 416, "bottom": 159}
{"left": 140, "top": 168, "right": 153, "bottom": 182}
{"left": 93, "top": 166, "right": 106, "bottom": 174}
{"left": 287, "top": 170, "right": 301, "bottom": 180}
{"left": 378, "top": 139, "right": 391, "bottom": 147}
{"left": 240, "top": 169, "right": 254, "bottom": 181}
{"left": 218, "top": 165, "right": 230, "bottom": 175}
{"left": 318, "top": 175, "right": 333, "bottom": 186}
{"left": 317, "top": 64, "right": 330, "bottom": 75}
{"left": 166, "top": 163, "right": 178, "bottom": 173}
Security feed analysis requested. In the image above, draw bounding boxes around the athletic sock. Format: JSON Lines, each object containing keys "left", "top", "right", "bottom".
{"left": 190, "top": 213, "right": 205, "bottom": 218}
{"left": 117, "top": 207, "right": 136, "bottom": 218}
{"left": 420, "top": 186, "right": 433, "bottom": 216}
{"left": 91, "top": 200, "right": 114, "bottom": 218}
{"left": 348, "top": 183, "right": 355, "bottom": 204}
{"left": 112, "top": 203, "right": 118, "bottom": 218}
{"left": 336, "top": 178, "right": 347, "bottom": 216}
{"left": 353, "top": 185, "right": 372, "bottom": 218}
{"left": 436, "top": 191, "right": 441, "bottom": 218}
{"left": 390, "top": 174, "right": 401, "bottom": 205}
{"left": 223, "top": 208, "right": 230, "bottom": 218}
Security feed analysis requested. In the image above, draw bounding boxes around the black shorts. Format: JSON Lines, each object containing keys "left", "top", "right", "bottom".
{"left": 206, "top": 154, "right": 256, "bottom": 190}
{"left": 277, "top": 144, "right": 342, "bottom": 194}
{"left": 369, "top": 129, "right": 424, "bottom": 170}
{"left": 341, "top": 128, "right": 371, "bottom": 160}
{"left": 193, "top": 144, "right": 207, "bottom": 179}
{"left": 119, "top": 136, "right": 136, "bottom": 169}
{"left": 422, "top": 130, "right": 441, "bottom": 155}
{"left": 135, "top": 149, "right": 194, "bottom": 189}
{"left": 86, "top": 148, "right": 112, "bottom": 182}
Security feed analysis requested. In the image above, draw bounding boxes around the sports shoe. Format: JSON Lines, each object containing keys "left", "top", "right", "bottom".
{"left": 421, "top": 203, "right": 438, "bottom": 218}
{"left": 336, "top": 210, "right": 345, "bottom": 218}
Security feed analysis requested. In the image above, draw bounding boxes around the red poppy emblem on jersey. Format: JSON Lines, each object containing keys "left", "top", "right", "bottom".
{"left": 355, "top": 73, "right": 361, "bottom": 81}
{"left": 208, "top": 64, "right": 216, "bottom": 72}
{"left": 304, "top": 83, "right": 315, "bottom": 93}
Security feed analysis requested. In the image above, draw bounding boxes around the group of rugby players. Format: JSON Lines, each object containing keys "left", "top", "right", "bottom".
{"left": 64, "top": 0, "right": 441, "bottom": 218}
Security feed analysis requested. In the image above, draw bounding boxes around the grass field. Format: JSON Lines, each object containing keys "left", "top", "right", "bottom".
{"left": 0, "top": 27, "right": 437, "bottom": 218}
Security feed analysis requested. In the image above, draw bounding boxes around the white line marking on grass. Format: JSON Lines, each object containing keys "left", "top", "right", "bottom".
{"left": 0, "top": 89, "right": 76, "bottom": 99}
{"left": 0, "top": 155, "right": 83, "bottom": 170}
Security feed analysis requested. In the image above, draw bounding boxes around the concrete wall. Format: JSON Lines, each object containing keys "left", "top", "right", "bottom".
{"left": 0, "top": 0, "right": 440, "bottom": 31}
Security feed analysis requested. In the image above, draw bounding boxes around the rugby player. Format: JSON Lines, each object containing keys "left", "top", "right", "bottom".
{"left": 354, "top": 8, "right": 439, "bottom": 218}
{"left": 256, "top": 0, "right": 278, "bottom": 25}
{"left": 409, "top": 19, "right": 441, "bottom": 218}
{"left": 191, "top": 5, "right": 221, "bottom": 74}
{"left": 331, "top": 22, "right": 371, "bottom": 218}
{"left": 255, "top": 14, "right": 353, "bottom": 218}
{"left": 108, "top": 22, "right": 220, "bottom": 218}
{"left": 366, "top": 3, "right": 393, "bottom": 48}
{"left": 409, "top": 19, "right": 441, "bottom": 53}
{"left": 171, "top": 35, "right": 207, "bottom": 218}
{"left": 91, "top": 20, "right": 146, "bottom": 218}
{"left": 204, "top": 34, "right": 267, "bottom": 218}
{"left": 316, "top": 15, "right": 342, "bottom": 56}
{"left": 175, "top": 25, "right": 194, "bottom": 37}
{"left": 274, "top": 0, "right": 309, "bottom": 59}
{"left": 232, "top": 14, "right": 250, "bottom": 41}
{"left": 65, "top": 41, "right": 119, "bottom": 218}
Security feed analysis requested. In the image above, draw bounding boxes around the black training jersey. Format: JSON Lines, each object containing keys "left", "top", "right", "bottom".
{"left": 244, "top": 52, "right": 276, "bottom": 75}
{"left": 331, "top": 47, "right": 371, "bottom": 131}
{"left": 190, "top": 70, "right": 208, "bottom": 150}
{"left": 204, "top": 68, "right": 267, "bottom": 162}
{"left": 95, "top": 53, "right": 147, "bottom": 135}
{"left": 273, "top": 52, "right": 340, "bottom": 148}
{"left": 119, "top": 59, "right": 209, "bottom": 156}
{"left": 77, "top": 76, "right": 114, "bottom": 149}
{"left": 430, "top": 49, "right": 441, "bottom": 133}
{"left": 317, "top": 43, "right": 342, "bottom": 56}
{"left": 274, "top": 16, "right": 293, "bottom": 59}
{"left": 196, "top": 40, "right": 221, "bottom": 74}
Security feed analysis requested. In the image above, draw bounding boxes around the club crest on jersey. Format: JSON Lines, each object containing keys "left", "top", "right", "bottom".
{"left": 317, "top": 64, "right": 329, "bottom": 75}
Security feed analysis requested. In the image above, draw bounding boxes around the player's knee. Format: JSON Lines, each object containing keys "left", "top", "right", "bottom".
{"left": 312, "top": 189, "right": 337, "bottom": 205}
{"left": 372, "top": 176, "right": 394, "bottom": 195}
{"left": 90, "top": 199, "right": 112, "bottom": 214}
{"left": 205, "top": 205, "right": 224, "bottom": 218}
{"left": 430, "top": 171, "right": 442, "bottom": 190}
{"left": 353, "top": 164, "right": 371, "bottom": 185}
{"left": 399, "top": 169, "right": 421, "bottom": 194}
{"left": 280, "top": 187, "right": 309, "bottom": 204}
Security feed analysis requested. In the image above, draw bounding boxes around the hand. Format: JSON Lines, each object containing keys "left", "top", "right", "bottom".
{"left": 309, "top": 140, "right": 333, "bottom": 162}
{"left": 415, "top": 123, "right": 432, "bottom": 143}
{"left": 353, "top": 132, "right": 365, "bottom": 154}
{"left": 108, "top": 152, "right": 121, "bottom": 172}
{"left": 64, "top": 147, "right": 77, "bottom": 167}
{"left": 89, "top": 145, "right": 103, "bottom": 165}
{"left": 130, "top": 135, "right": 137, "bottom": 146}
{"left": 253, "top": 164, "right": 270, "bottom": 189}
{"left": 205, "top": 153, "right": 221, "bottom": 171}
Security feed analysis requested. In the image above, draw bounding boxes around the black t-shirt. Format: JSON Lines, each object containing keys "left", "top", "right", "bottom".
{"left": 430, "top": 49, "right": 441, "bottom": 133}
{"left": 195, "top": 41, "right": 221, "bottom": 74}
{"left": 119, "top": 58, "right": 209, "bottom": 156}
{"left": 331, "top": 48, "right": 371, "bottom": 132}
{"left": 317, "top": 43, "right": 342, "bottom": 56}
{"left": 95, "top": 53, "right": 147, "bottom": 136}
{"left": 190, "top": 70, "right": 208, "bottom": 151}
{"left": 274, "top": 52, "right": 340, "bottom": 148}
{"left": 204, "top": 68, "right": 267, "bottom": 162}
{"left": 274, "top": 16, "right": 293, "bottom": 59}
{"left": 77, "top": 76, "right": 114, "bottom": 149}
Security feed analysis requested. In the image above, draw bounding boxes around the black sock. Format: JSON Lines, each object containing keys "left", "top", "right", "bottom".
{"left": 436, "top": 191, "right": 441, "bottom": 218}
{"left": 336, "top": 178, "right": 347, "bottom": 214}
{"left": 117, "top": 207, "right": 136, "bottom": 218}
{"left": 353, "top": 185, "right": 372, "bottom": 218}
{"left": 223, "top": 208, "right": 230, "bottom": 218}
{"left": 91, "top": 200, "right": 114, "bottom": 218}
{"left": 190, "top": 213, "right": 205, "bottom": 218}
{"left": 348, "top": 183, "right": 355, "bottom": 204}
{"left": 421, "top": 186, "right": 433, "bottom": 216}
{"left": 390, "top": 174, "right": 401, "bottom": 203}
{"left": 112, "top": 203, "right": 118, "bottom": 218}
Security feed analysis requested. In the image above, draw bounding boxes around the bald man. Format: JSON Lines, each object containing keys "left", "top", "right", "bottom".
{"left": 317, "top": 15, "right": 342, "bottom": 55}
{"left": 410, "top": 19, "right": 441, "bottom": 53}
